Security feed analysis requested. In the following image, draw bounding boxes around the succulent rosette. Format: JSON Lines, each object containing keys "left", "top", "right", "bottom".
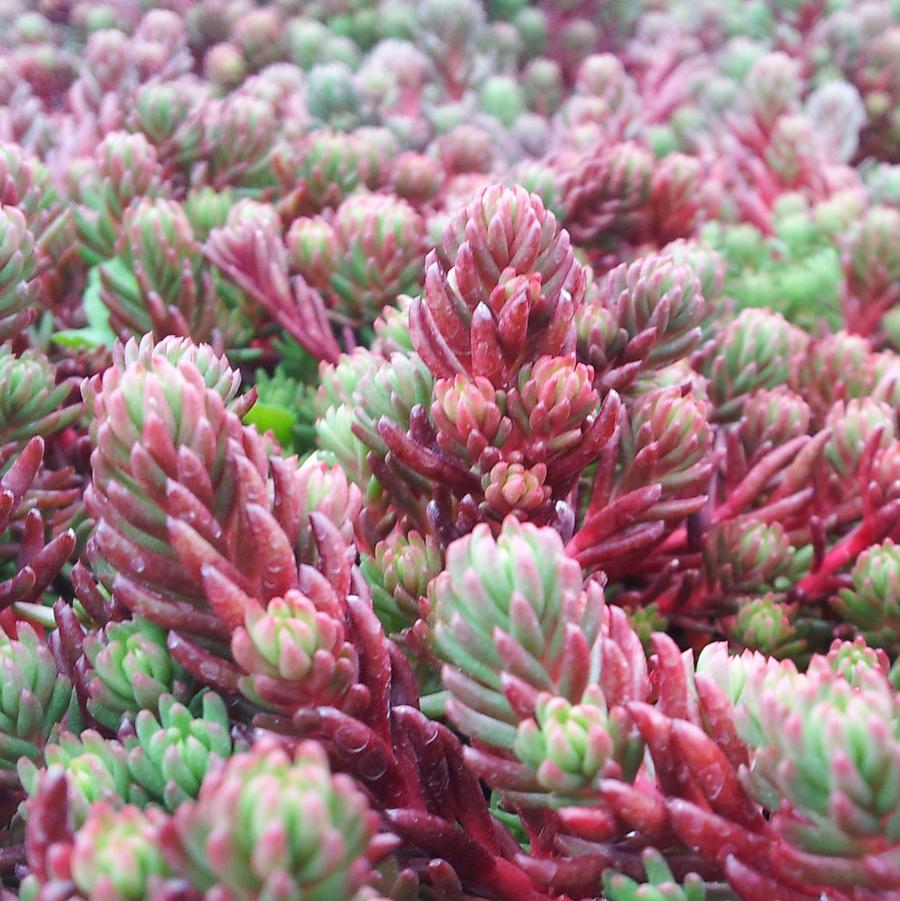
{"left": 411, "top": 184, "right": 586, "bottom": 389}
{"left": 735, "top": 656, "right": 900, "bottom": 886}
{"left": 168, "top": 738, "right": 385, "bottom": 899}
{"left": 82, "top": 335, "right": 252, "bottom": 622}
{"left": 0, "top": 346, "right": 81, "bottom": 448}
{"left": 0, "top": 623, "right": 72, "bottom": 770}
{"left": 80, "top": 618, "right": 190, "bottom": 731}
{"left": 230, "top": 580, "right": 360, "bottom": 713}
{"left": 361, "top": 530, "right": 442, "bottom": 635}
{"left": 71, "top": 803, "right": 173, "bottom": 900}
{"left": 835, "top": 540, "right": 900, "bottom": 647}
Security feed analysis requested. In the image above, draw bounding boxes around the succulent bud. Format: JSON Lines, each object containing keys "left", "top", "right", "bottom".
{"left": 232, "top": 6, "right": 284, "bottom": 70}
{"left": 129, "top": 79, "right": 208, "bottom": 176}
{"left": 522, "top": 57, "right": 563, "bottom": 117}
{"left": 173, "top": 187, "right": 229, "bottom": 245}
{"left": 843, "top": 206, "right": 900, "bottom": 337}
{"left": 413, "top": 0, "right": 486, "bottom": 97}
{"left": 482, "top": 460, "right": 550, "bottom": 517}
{"left": 765, "top": 114, "right": 820, "bottom": 186}
{"left": 823, "top": 637, "right": 891, "bottom": 686}
{"left": 509, "top": 355, "right": 599, "bottom": 460}
{"left": 284, "top": 130, "right": 362, "bottom": 212}
{"left": 559, "top": 142, "right": 653, "bottom": 246}
{"left": 735, "top": 654, "right": 900, "bottom": 880}
{"left": 430, "top": 518, "right": 603, "bottom": 750}
{"left": 20, "top": 730, "right": 143, "bottom": 825}
{"left": 204, "top": 41, "right": 247, "bottom": 89}
{"left": 390, "top": 152, "right": 443, "bottom": 206}
{"left": 574, "top": 299, "right": 626, "bottom": 374}
{"left": 204, "top": 94, "right": 277, "bottom": 192}
{"left": 222, "top": 197, "right": 280, "bottom": 234}
{"left": 793, "top": 330, "right": 877, "bottom": 418}
{"left": 0, "top": 141, "right": 66, "bottom": 254}
{"left": 647, "top": 152, "right": 706, "bottom": 244}
{"left": 100, "top": 197, "right": 217, "bottom": 342}
{"left": 353, "top": 351, "right": 435, "bottom": 454}
{"left": 479, "top": 75, "right": 526, "bottom": 127}
{"left": 83, "top": 335, "right": 251, "bottom": 623}
{"left": 305, "top": 62, "right": 361, "bottom": 131}
{"left": 327, "top": 191, "right": 425, "bottom": 323}
{"left": 316, "top": 348, "right": 382, "bottom": 414}
{"left": 436, "top": 124, "right": 496, "bottom": 177}
{"left": 744, "top": 52, "right": 801, "bottom": 129}
{"left": 285, "top": 215, "right": 339, "bottom": 291}
{"left": 619, "top": 387, "right": 713, "bottom": 517}
{"left": 432, "top": 373, "right": 510, "bottom": 463}
{"left": 127, "top": 692, "right": 233, "bottom": 809}
{"left": 599, "top": 252, "right": 706, "bottom": 372}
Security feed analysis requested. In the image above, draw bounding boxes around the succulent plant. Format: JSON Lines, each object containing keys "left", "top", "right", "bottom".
{"left": 19, "top": 729, "right": 147, "bottom": 823}
{"left": 4, "top": 6, "right": 900, "bottom": 900}
{"left": 513, "top": 684, "right": 642, "bottom": 794}
{"left": 0, "top": 622, "right": 71, "bottom": 769}
{"left": 735, "top": 656, "right": 900, "bottom": 886}
{"left": 739, "top": 387, "right": 812, "bottom": 461}
{"left": 230, "top": 581, "right": 360, "bottom": 714}
{"left": 732, "top": 594, "right": 805, "bottom": 660}
{"left": 80, "top": 618, "right": 191, "bottom": 732}
{"left": 203, "top": 93, "right": 277, "bottom": 192}
{"left": 0, "top": 346, "right": 81, "bottom": 448}
{"left": 593, "top": 250, "right": 707, "bottom": 381}
{"left": 99, "top": 197, "right": 221, "bottom": 342}
{"left": 411, "top": 184, "right": 586, "bottom": 389}
{"left": 73, "top": 131, "right": 164, "bottom": 266}
{"left": 431, "top": 518, "right": 605, "bottom": 749}
{"left": 361, "top": 530, "right": 442, "bottom": 635}
{"left": 82, "top": 335, "right": 253, "bottom": 628}
{"left": 703, "top": 520, "right": 795, "bottom": 594}
{"left": 603, "top": 848, "right": 706, "bottom": 901}
{"left": 71, "top": 803, "right": 173, "bottom": 900}
{"left": 282, "top": 130, "right": 362, "bottom": 212}
{"left": 835, "top": 540, "right": 900, "bottom": 648}
{"left": 125, "top": 692, "right": 233, "bottom": 809}
{"left": 0, "top": 203, "right": 37, "bottom": 341}
{"left": 707, "top": 309, "right": 809, "bottom": 421}
{"left": 169, "top": 738, "right": 384, "bottom": 899}
{"left": 824, "top": 397, "right": 896, "bottom": 479}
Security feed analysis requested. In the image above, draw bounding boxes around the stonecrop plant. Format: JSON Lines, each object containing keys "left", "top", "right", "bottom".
{"left": 1, "top": 1, "right": 900, "bottom": 899}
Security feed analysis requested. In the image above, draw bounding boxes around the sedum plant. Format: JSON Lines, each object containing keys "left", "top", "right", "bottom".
{"left": 4, "top": 3, "right": 900, "bottom": 899}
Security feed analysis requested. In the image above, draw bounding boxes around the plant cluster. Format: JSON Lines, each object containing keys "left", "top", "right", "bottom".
{"left": 0, "top": 0, "right": 899, "bottom": 899}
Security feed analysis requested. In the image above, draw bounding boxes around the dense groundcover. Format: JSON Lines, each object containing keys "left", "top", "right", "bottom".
{"left": 1, "top": 0, "right": 900, "bottom": 898}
